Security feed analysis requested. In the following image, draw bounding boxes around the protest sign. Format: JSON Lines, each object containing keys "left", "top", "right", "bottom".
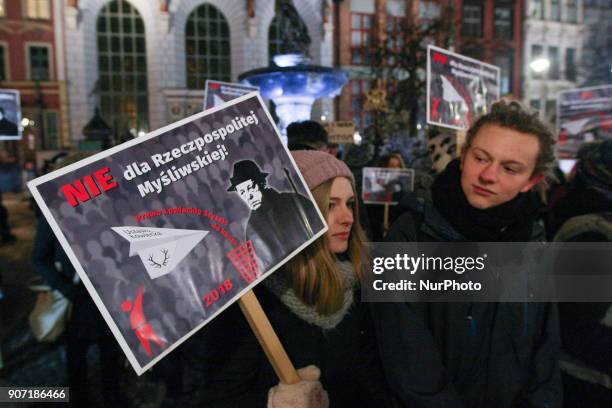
{"left": 427, "top": 45, "right": 500, "bottom": 131}
{"left": 0, "top": 89, "right": 22, "bottom": 141}
{"left": 28, "top": 93, "right": 327, "bottom": 375}
{"left": 323, "top": 121, "right": 356, "bottom": 144}
{"left": 362, "top": 167, "right": 415, "bottom": 205}
{"left": 557, "top": 85, "right": 612, "bottom": 158}
{"left": 204, "top": 80, "right": 259, "bottom": 109}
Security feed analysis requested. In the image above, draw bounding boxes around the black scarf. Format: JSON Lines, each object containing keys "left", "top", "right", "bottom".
{"left": 432, "top": 160, "right": 541, "bottom": 242}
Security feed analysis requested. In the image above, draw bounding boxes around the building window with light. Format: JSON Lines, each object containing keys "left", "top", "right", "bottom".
{"left": 548, "top": 46, "right": 559, "bottom": 79}
{"left": 494, "top": 4, "right": 513, "bottom": 40}
{"left": 0, "top": 0, "right": 6, "bottom": 18}
{"left": 28, "top": 45, "right": 50, "bottom": 81}
{"left": 351, "top": 12, "right": 374, "bottom": 65}
{"left": 565, "top": 48, "right": 576, "bottom": 81}
{"left": 549, "top": 0, "right": 561, "bottom": 21}
{"left": 23, "top": 0, "right": 50, "bottom": 20}
{"left": 531, "top": 44, "right": 544, "bottom": 79}
{"left": 462, "top": 2, "right": 483, "bottom": 38}
{"left": 386, "top": 15, "right": 404, "bottom": 64}
{"left": 185, "top": 4, "right": 231, "bottom": 89}
{"left": 97, "top": 0, "right": 148, "bottom": 136}
{"left": 566, "top": 0, "right": 577, "bottom": 23}
{"left": 493, "top": 53, "right": 513, "bottom": 95}
{"left": 350, "top": 79, "right": 373, "bottom": 130}
{"left": 42, "top": 110, "right": 59, "bottom": 150}
{"left": 530, "top": 0, "right": 544, "bottom": 19}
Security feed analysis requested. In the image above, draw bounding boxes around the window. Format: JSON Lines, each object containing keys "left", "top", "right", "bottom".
{"left": 493, "top": 53, "right": 513, "bottom": 95}
{"left": 548, "top": 46, "right": 559, "bottom": 79}
{"left": 530, "top": 99, "right": 541, "bottom": 111}
{"left": 97, "top": 0, "right": 148, "bottom": 136}
{"left": 530, "top": 0, "right": 544, "bottom": 19}
{"left": 350, "top": 79, "right": 373, "bottom": 130}
{"left": 566, "top": 0, "right": 577, "bottom": 23}
{"left": 494, "top": 5, "right": 513, "bottom": 40}
{"left": 0, "top": 0, "right": 6, "bottom": 17}
{"left": 0, "top": 45, "right": 6, "bottom": 80}
{"left": 386, "top": 16, "right": 404, "bottom": 59}
{"left": 419, "top": 1, "right": 441, "bottom": 28}
{"left": 531, "top": 44, "right": 544, "bottom": 79}
{"left": 565, "top": 48, "right": 576, "bottom": 81}
{"left": 462, "top": 3, "right": 483, "bottom": 38}
{"left": 186, "top": 4, "right": 231, "bottom": 88}
{"left": 351, "top": 13, "right": 374, "bottom": 65}
{"left": 549, "top": 0, "right": 560, "bottom": 21}
{"left": 24, "top": 0, "right": 50, "bottom": 20}
{"left": 268, "top": 3, "right": 309, "bottom": 64}
{"left": 462, "top": 47, "right": 483, "bottom": 61}
{"left": 42, "top": 110, "right": 59, "bottom": 150}
{"left": 28, "top": 45, "right": 50, "bottom": 80}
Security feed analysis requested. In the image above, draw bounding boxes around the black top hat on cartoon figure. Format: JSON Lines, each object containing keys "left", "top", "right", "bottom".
{"left": 227, "top": 160, "right": 270, "bottom": 191}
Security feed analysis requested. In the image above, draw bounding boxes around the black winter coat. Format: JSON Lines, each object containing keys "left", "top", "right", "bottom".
{"left": 200, "top": 279, "right": 392, "bottom": 407}
{"left": 370, "top": 196, "right": 562, "bottom": 408}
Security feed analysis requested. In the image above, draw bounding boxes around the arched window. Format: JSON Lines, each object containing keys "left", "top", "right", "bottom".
{"left": 185, "top": 4, "right": 231, "bottom": 89}
{"left": 268, "top": 2, "right": 310, "bottom": 63}
{"left": 97, "top": 0, "right": 148, "bottom": 137}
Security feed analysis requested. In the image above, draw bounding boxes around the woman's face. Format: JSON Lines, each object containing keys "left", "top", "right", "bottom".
{"left": 461, "top": 124, "right": 543, "bottom": 209}
{"left": 326, "top": 177, "right": 355, "bottom": 254}
{"left": 387, "top": 157, "right": 402, "bottom": 168}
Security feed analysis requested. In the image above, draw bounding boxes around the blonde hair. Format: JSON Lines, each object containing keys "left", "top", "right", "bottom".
{"left": 288, "top": 177, "right": 367, "bottom": 315}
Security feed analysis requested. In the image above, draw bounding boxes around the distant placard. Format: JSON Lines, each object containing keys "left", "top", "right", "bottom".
{"left": 362, "top": 167, "right": 415, "bottom": 205}
{"left": 557, "top": 85, "right": 612, "bottom": 158}
{"left": 0, "top": 89, "right": 22, "bottom": 141}
{"left": 323, "top": 121, "right": 355, "bottom": 144}
{"left": 204, "top": 80, "right": 259, "bottom": 110}
{"left": 427, "top": 45, "right": 500, "bottom": 131}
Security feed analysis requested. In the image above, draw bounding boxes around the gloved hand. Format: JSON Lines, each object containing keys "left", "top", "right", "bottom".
{"left": 267, "top": 365, "right": 329, "bottom": 408}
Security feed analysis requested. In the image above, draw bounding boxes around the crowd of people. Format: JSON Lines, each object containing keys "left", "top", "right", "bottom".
{"left": 17, "top": 100, "right": 612, "bottom": 407}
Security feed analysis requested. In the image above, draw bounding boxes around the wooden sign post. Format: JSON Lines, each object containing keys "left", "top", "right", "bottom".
{"left": 239, "top": 290, "right": 300, "bottom": 384}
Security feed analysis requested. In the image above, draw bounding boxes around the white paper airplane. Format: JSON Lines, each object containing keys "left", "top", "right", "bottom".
{"left": 562, "top": 118, "right": 591, "bottom": 135}
{"left": 112, "top": 226, "right": 208, "bottom": 279}
{"left": 213, "top": 94, "right": 227, "bottom": 107}
{"left": 441, "top": 75, "right": 466, "bottom": 104}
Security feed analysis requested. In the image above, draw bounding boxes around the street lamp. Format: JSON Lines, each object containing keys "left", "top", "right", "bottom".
{"left": 529, "top": 57, "right": 550, "bottom": 120}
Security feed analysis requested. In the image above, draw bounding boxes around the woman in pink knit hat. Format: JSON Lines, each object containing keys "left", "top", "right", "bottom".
{"left": 200, "top": 151, "right": 390, "bottom": 407}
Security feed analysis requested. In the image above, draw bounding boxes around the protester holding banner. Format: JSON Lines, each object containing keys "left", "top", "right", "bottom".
{"left": 370, "top": 101, "right": 562, "bottom": 407}
{"left": 201, "top": 151, "right": 390, "bottom": 407}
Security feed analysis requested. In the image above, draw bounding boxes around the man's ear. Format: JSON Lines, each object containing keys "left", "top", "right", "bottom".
{"left": 521, "top": 172, "right": 545, "bottom": 192}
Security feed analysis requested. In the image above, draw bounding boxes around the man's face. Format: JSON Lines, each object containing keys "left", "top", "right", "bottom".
{"left": 460, "top": 124, "right": 544, "bottom": 209}
{"left": 236, "top": 179, "right": 263, "bottom": 210}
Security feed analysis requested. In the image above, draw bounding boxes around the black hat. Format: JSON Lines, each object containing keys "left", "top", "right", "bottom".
{"left": 227, "top": 160, "right": 269, "bottom": 191}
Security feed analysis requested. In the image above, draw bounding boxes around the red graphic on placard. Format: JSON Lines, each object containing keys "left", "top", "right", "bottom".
{"left": 432, "top": 97, "right": 440, "bottom": 120}
{"left": 227, "top": 240, "right": 261, "bottom": 283}
{"left": 122, "top": 286, "right": 167, "bottom": 357}
{"left": 210, "top": 82, "right": 221, "bottom": 90}
{"left": 433, "top": 52, "right": 449, "bottom": 64}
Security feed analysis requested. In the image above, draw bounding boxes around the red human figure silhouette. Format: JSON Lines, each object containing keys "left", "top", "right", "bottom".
{"left": 121, "top": 286, "right": 166, "bottom": 357}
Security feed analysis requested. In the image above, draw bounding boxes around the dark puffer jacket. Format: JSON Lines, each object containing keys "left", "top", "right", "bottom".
{"left": 370, "top": 195, "right": 562, "bottom": 408}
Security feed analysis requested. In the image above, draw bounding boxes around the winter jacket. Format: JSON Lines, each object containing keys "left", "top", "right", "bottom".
{"left": 200, "top": 266, "right": 392, "bottom": 407}
{"left": 370, "top": 194, "right": 562, "bottom": 408}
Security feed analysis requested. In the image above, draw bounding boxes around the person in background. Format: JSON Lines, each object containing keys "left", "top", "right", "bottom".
{"left": 549, "top": 139, "right": 612, "bottom": 407}
{"left": 201, "top": 151, "right": 391, "bottom": 407}
{"left": 371, "top": 101, "right": 562, "bottom": 407}
{"left": 31, "top": 153, "right": 126, "bottom": 408}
